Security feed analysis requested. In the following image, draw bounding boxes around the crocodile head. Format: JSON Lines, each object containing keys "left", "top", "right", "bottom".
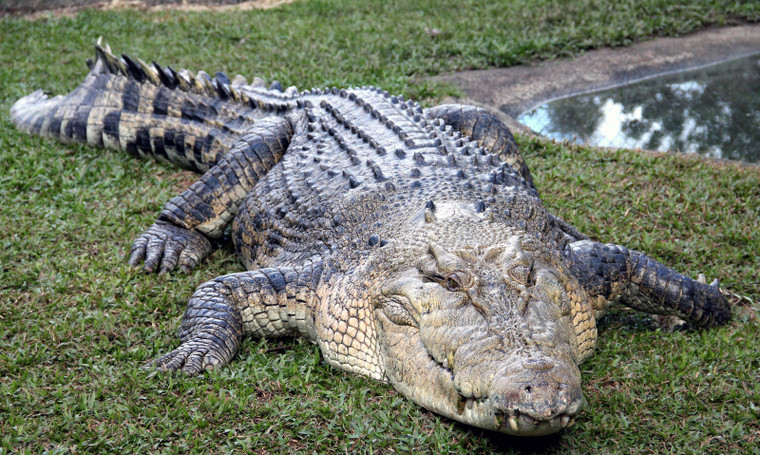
{"left": 374, "top": 234, "right": 594, "bottom": 436}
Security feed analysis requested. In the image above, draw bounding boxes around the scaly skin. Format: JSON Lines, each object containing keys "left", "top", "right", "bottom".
{"left": 10, "top": 42, "right": 731, "bottom": 436}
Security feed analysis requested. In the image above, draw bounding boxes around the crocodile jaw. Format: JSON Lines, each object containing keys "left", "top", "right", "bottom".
{"left": 377, "top": 310, "right": 587, "bottom": 436}
{"left": 462, "top": 358, "right": 586, "bottom": 436}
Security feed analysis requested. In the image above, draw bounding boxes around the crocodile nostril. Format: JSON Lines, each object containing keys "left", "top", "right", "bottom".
{"left": 522, "top": 359, "right": 555, "bottom": 371}
{"left": 525, "top": 386, "right": 532, "bottom": 394}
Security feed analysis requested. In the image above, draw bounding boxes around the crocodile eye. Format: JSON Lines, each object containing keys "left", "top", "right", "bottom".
{"left": 445, "top": 270, "right": 473, "bottom": 292}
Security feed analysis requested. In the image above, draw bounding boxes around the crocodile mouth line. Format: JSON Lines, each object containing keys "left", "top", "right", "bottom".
{"left": 438, "top": 358, "right": 579, "bottom": 436}
{"left": 495, "top": 410, "right": 576, "bottom": 436}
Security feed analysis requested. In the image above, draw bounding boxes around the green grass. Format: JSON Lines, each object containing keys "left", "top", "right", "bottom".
{"left": 1, "top": 1, "right": 759, "bottom": 453}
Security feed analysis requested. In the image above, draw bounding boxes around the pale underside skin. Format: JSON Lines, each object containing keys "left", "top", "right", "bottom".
{"left": 10, "top": 42, "right": 731, "bottom": 436}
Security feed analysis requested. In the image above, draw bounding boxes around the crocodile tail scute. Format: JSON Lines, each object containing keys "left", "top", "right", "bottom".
{"left": 10, "top": 40, "right": 281, "bottom": 173}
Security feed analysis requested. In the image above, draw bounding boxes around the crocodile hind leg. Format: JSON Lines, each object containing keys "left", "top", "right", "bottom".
{"left": 154, "top": 264, "right": 323, "bottom": 374}
{"left": 426, "top": 104, "right": 534, "bottom": 189}
{"left": 129, "top": 116, "right": 294, "bottom": 273}
{"left": 566, "top": 240, "right": 731, "bottom": 327}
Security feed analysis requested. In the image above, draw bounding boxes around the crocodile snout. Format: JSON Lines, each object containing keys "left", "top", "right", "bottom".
{"left": 490, "top": 357, "right": 585, "bottom": 436}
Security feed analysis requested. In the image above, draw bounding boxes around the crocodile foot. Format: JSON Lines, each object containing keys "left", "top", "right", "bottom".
{"left": 129, "top": 220, "right": 212, "bottom": 274}
{"left": 152, "top": 334, "right": 236, "bottom": 375}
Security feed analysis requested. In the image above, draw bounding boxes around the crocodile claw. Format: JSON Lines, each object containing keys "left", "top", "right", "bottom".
{"left": 151, "top": 338, "right": 229, "bottom": 375}
{"left": 129, "top": 221, "right": 212, "bottom": 274}
{"left": 698, "top": 273, "right": 720, "bottom": 288}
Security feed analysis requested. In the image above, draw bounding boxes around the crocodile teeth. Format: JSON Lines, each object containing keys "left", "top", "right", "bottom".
{"left": 561, "top": 415, "right": 570, "bottom": 428}
{"left": 508, "top": 415, "right": 519, "bottom": 432}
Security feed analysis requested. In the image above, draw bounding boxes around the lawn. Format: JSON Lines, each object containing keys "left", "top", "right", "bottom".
{"left": 1, "top": 1, "right": 759, "bottom": 453}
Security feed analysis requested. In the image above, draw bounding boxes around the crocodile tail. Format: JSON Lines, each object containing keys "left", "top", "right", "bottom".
{"left": 10, "top": 40, "right": 292, "bottom": 173}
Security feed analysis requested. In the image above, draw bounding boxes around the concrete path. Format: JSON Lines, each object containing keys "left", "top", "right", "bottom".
{"left": 435, "top": 24, "right": 760, "bottom": 134}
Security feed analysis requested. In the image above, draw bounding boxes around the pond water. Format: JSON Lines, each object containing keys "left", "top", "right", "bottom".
{"left": 518, "top": 53, "right": 760, "bottom": 163}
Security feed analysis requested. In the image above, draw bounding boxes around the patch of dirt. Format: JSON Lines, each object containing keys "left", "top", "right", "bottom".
{"left": 0, "top": 0, "right": 297, "bottom": 19}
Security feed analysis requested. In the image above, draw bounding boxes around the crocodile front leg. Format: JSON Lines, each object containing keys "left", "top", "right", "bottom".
{"left": 130, "top": 116, "right": 294, "bottom": 273}
{"left": 567, "top": 240, "right": 731, "bottom": 327}
{"left": 154, "top": 264, "right": 323, "bottom": 374}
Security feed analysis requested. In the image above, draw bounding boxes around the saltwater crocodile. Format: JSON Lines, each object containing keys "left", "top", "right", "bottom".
{"left": 11, "top": 42, "right": 730, "bottom": 436}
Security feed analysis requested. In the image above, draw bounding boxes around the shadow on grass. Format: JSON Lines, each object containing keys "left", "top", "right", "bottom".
{"left": 490, "top": 433, "right": 565, "bottom": 453}
{"left": 449, "top": 420, "right": 567, "bottom": 454}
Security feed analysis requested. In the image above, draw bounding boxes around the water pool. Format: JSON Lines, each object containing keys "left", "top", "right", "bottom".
{"left": 518, "top": 53, "right": 760, "bottom": 163}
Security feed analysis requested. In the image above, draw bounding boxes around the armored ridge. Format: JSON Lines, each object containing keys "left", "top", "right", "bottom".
{"left": 11, "top": 42, "right": 731, "bottom": 437}
{"left": 11, "top": 40, "right": 297, "bottom": 173}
